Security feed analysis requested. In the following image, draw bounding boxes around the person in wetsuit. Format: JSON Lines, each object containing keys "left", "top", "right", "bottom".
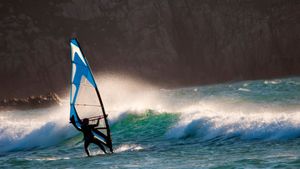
{"left": 81, "top": 118, "right": 107, "bottom": 156}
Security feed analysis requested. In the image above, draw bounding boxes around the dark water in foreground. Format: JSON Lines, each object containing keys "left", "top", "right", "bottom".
{"left": 1, "top": 77, "right": 300, "bottom": 168}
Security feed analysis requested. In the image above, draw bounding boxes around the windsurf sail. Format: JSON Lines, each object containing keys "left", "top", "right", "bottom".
{"left": 69, "top": 38, "right": 113, "bottom": 152}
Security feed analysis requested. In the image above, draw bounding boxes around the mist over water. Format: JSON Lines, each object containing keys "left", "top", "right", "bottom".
{"left": 1, "top": 76, "right": 300, "bottom": 168}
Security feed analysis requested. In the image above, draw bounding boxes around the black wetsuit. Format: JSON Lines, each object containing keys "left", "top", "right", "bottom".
{"left": 81, "top": 121, "right": 107, "bottom": 156}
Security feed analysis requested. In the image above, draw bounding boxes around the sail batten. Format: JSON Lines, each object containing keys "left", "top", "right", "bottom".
{"left": 69, "top": 38, "right": 113, "bottom": 152}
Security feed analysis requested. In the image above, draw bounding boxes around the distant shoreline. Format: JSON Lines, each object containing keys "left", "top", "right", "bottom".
{"left": 0, "top": 92, "right": 61, "bottom": 110}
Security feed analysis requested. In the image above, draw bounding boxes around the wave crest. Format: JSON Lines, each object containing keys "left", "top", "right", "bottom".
{"left": 166, "top": 110, "right": 300, "bottom": 140}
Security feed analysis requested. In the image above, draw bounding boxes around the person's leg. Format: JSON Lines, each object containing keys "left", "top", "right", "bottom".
{"left": 109, "top": 146, "right": 113, "bottom": 153}
{"left": 84, "top": 141, "right": 90, "bottom": 156}
{"left": 92, "top": 139, "right": 107, "bottom": 154}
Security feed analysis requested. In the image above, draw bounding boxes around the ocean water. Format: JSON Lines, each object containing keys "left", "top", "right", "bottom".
{"left": 1, "top": 77, "right": 300, "bottom": 168}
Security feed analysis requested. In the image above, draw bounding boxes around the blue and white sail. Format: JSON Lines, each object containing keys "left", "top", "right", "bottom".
{"left": 69, "top": 38, "right": 113, "bottom": 152}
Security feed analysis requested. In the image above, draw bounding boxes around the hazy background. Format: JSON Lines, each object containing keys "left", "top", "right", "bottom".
{"left": 0, "top": 0, "right": 299, "bottom": 99}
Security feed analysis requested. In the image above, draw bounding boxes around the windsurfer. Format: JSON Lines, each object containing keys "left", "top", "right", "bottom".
{"left": 81, "top": 118, "right": 107, "bottom": 156}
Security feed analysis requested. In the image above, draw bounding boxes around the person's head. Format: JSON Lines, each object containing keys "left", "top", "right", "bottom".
{"left": 83, "top": 118, "right": 89, "bottom": 125}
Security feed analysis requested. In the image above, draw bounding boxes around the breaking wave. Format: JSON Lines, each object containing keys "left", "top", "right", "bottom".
{"left": 1, "top": 76, "right": 300, "bottom": 153}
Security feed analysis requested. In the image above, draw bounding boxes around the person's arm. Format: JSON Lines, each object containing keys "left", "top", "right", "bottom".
{"left": 89, "top": 118, "right": 100, "bottom": 128}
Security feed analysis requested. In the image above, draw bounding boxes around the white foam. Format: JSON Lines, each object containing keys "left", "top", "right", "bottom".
{"left": 238, "top": 88, "right": 251, "bottom": 92}
{"left": 25, "top": 156, "right": 70, "bottom": 161}
{"left": 114, "top": 144, "right": 144, "bottom": 153}
{"left": 264, "top": 80, "right": 282, "bottom": 85}
{"left": 0, "top": 106, "right": 77, "bottom": 152}
{"left": 166, "top": 100, "right": 300, "bottom": 140}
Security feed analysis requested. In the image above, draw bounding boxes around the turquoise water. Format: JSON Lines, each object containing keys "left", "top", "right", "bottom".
{"left": 1, "top": 77, "right": 300, "bottom": 168}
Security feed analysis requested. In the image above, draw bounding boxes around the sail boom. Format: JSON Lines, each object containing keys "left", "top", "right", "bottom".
{"left": 74, "top": 104, "right": 102, "bottom": 107}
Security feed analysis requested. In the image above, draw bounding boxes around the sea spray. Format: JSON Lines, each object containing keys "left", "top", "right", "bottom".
{"left": 0, "top": 106, "right": 76, "bottom": 152}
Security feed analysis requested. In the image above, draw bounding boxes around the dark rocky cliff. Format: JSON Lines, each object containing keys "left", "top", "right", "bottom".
{"left": 0, "top": 0, "right": 299, "bottom": 99}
